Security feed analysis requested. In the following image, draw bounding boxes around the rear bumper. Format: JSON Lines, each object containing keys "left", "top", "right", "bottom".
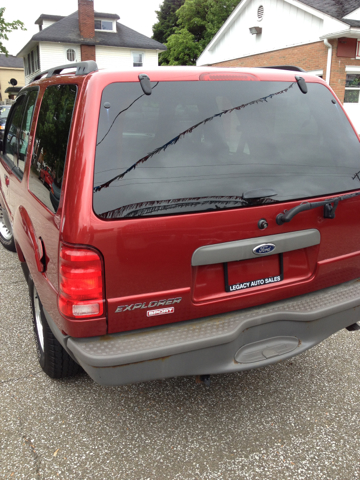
{"left": 51, "top": 279, "right": 360, "bottom": 386}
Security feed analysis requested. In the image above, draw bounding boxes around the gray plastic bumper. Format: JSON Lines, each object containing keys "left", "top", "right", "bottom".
{"left": 65, "top": 279, "right": 360, "bottom": 386}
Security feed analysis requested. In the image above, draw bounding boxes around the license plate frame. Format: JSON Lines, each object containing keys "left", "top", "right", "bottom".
{"left": 223, "top": 253, "right": 284, "bottom": 293}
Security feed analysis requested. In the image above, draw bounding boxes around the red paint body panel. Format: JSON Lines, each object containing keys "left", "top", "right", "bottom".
{"left": 1, "top": 66, "right": 360, "bottom": 339}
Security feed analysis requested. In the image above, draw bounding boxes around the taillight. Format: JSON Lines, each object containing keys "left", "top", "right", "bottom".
{"left": 59, "top": 244, "right": 104, "bottom": 319}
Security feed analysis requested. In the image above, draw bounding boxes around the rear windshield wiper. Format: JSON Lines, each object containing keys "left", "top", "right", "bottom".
{"left": 243, "top": 188, "right": 278, "bottom": 205}
{"left": 276, "top": 191, "right": 360, "bottom": 225}
{"left": 243, "top": 188, "right": 277, "bottom": 200}
{"left": 124, "top": 200, "right": 244, "bottom": 217}
{"left": 100, "top": 196, "right": 249, "bottom": 219}
{"left": 100, "top": 193, "right": 281, "bottom": 219}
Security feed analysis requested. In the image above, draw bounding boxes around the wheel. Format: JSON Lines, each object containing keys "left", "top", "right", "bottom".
{"left": 29, "top": 277, "right": 81, "bottom": 378}
{"left": 0, "top": 204, "right": 16, "bottom": 252}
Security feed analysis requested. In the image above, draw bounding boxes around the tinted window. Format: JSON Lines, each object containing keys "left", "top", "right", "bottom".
{"left": 16, "top": 90, "right": 38, "bottom": 177}
{"left": 93, "top": 81, "right": 360, "bottom": 218}
{"left": 29, "top": 84, "right": 77, "bottom": 213}
{"left": 3, "top": 96, "right": 26, "bottom": 167}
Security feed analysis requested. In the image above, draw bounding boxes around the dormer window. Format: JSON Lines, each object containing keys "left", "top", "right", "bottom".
{"left": 95, "top": 19, "right": 113, "bottom": 31}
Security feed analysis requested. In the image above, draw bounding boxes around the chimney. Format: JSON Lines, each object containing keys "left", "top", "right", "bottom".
{"left": 78, "top": 0, "right": 96, "bottom": 61}
{"left": 78, "top": 0, "right": 95, "bottom": 38}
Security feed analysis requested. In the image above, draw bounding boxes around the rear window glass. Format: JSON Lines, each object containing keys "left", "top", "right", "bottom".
{"left": 29, "top": 84, "right": 77, "bottom": 213}
{"left": 94, "top": 80, "right": 360, "bottom": 218}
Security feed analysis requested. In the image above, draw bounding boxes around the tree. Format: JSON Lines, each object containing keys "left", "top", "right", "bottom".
{"left": 165, "top": 28, "right": 203, "bottom": 65}
{"left": 152, "top": 0, "right": 185, "bottom": 65}
{"left": 203, "top": 0, "right": 240, "bottom": 46}
{"left": 162, "top": 0, "right": 240, "bottom": 66}
{"left": 0, "top": 8, "right": 26, "bottom": 56}
{"left": 152, "top": 0, "right": 185, "bottom": 44}
{"left": 176, "top": 0, "right": 208, "bottom": 45}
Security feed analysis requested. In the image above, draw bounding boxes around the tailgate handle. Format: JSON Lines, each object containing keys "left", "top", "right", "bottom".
{"left": 192, "top": 229, "right": 320, "bottom": 266}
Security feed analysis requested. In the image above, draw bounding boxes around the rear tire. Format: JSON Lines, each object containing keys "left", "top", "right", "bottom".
{"left": 0, "top": 204, "right": 16, "bottom": 252}
{"left": 29, "top": 277, "right": 81, "bottom": 378}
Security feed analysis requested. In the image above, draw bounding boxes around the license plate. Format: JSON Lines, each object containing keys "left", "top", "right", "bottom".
{"left": 224, "top": 254, "right": 284, "bottom": 293}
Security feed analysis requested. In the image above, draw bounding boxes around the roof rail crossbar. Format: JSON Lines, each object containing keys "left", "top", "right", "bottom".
{"left": 32, "top": 60, "right": 98, "bottom": 82}
{"left": 260, "top": 65, "right": 306, "bottom": 72}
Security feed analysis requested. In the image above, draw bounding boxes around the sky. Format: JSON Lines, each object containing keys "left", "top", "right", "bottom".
{"left": 3, "top": 0, "right": 163, "bottom": 56}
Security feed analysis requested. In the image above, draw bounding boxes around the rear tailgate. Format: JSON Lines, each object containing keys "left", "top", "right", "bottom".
{"left": 102, "top": 194, "right": 360, "bottom": 333}
{"left": 91, "top": 72, "right": 360, "bottom": 334}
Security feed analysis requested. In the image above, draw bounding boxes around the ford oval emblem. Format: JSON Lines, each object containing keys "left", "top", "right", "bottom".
{"left": 253, "top": 243, "right": 276, "bottom": 255}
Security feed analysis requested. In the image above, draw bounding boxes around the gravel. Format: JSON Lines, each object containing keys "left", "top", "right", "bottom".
{"left": 1, "top": 245, "right": 360, "bottom": 479}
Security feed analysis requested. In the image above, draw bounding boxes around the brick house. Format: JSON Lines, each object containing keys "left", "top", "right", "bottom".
{"left": 197, "top": 0, "right": 360, "bottom": 130}
{"left": 17, "top": 0, "right": 166, "bottom": 85}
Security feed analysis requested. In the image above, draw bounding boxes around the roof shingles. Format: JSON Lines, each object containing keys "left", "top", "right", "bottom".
{"left": 0, "top": 54, "right": 24, "bottom": 69}
{"left": 30, "top": 11, "right": 165, "bottom": 50}
{"left": 298, "top": 0, "right": 360, "bottom": 22}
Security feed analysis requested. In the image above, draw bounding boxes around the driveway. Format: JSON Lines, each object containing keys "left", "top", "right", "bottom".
{"left": 1, "top": 245, "right": 360, "bottom": 479}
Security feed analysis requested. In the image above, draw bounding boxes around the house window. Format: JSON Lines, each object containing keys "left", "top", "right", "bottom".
{"left": 36, "top": 45, "right": 40, "bottom": 71}
{"left": 133, "top": 52, "right": 143, "bottom": 67}
{"left": 26, "top": 47, "right": 40, "bottom": 76}
{"left": 67, "top": 49, "right": 76, "bottom": 62}
{"left": 344, "top": 74, "right": 360, "bottom": 103}
{"left": 95, "top": 20, "right": 113, "bottom": 31}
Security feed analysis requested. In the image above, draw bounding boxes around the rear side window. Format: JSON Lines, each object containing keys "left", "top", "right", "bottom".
{"left": 3, "top": 90, "right": 38, "bottom": 179}
{"left": 17, "top": 90, "right": 38, "bottom": 177}
{"left": 29, "top": 84, "right": 77, "bottom": 213}
{"left": 93, "top": 80, "right": 360, "bottom": 218}
{"left": 3, "top": 96, "right": 26, "bottom": 168}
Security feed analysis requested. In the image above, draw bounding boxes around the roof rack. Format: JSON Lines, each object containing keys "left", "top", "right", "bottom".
{"left": 260, "top": 65, "right": 306, "bottom": 72}
{"left": 32, "top": 60, "right": 98, "bottom": 82}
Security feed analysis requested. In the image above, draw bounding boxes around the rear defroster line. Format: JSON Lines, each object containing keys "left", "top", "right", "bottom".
{"left": 223, "top": 254, "right": 284, "bottom": 293}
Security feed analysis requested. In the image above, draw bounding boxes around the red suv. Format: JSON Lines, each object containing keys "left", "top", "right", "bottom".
{"left": 39, "top": 165, "right": 54, "bottom": 188}
{"left": 1, "top": 61, "right": 360, "bottom": 386}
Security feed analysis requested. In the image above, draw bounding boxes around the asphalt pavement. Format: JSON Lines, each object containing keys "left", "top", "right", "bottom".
{"left": 1, "top": 244, "right": 360, "bottom": 479}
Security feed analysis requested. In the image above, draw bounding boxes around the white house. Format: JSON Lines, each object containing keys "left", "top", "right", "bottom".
{"left": 197, "top": 0, "right": 360, "bottom": 130}
{"left": 17, "top": 0, "right": 166, "bottom": 85}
